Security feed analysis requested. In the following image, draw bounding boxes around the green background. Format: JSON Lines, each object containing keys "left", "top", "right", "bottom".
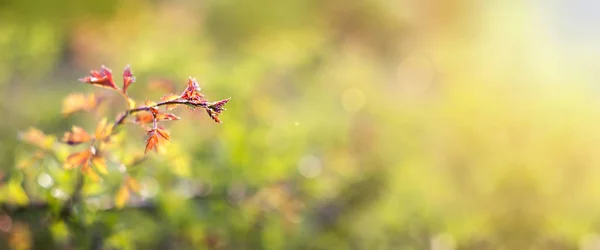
{"left": 1, "top": 0, "right": 600, "bottom": 249}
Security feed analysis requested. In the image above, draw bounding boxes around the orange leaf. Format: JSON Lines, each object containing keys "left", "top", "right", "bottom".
{"left": 135, "top": 112, "right": 154, "bottom": 124}
{"left": 81, "top": 162, "right": 100, "bottom": 182}
{"left": 79, "top": 65, "right": 117, "bottom": 89}
{"left": 64, "top": 150, "right": 92, "bottom": 169}
{"left": 62, "top": 94, "right": 85, "bottom": 115}
{"left": 125, "top": 176, "right": 141, "bottom": 194}
{"left": 156, "top": 113, "right": 180, "bottom": 121}
{"left": 92, "top": 156, "right": 108, "bottom": 175}
{"left": 160, "top": 93, "right": 180, "bottom": 110}
{"left": 115, "top": 184, "right": 130, "bottom": 209}
{"left": 19, "top": 128, "right": 54, "bottom": 149}
{"left": 62, "top": 93, "right": 100, "bottom": 116}
{"left": 95, "top": 118, "right": 113, "bottom": 141}
{"left": 122, "top": 65, "right": 135, "bottom": 93}
{"left": 144, "top": 130, "right": 159, "bottom": 154}
{"left": 156, "top": 128, "right": 171, "bottom": 141}
{"left": 62, "top": 126, "right": 92, "bottom": 145}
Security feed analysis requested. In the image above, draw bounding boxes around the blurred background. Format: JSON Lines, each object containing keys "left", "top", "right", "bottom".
{"left": 1, "top": 0, "right": 600, "bottom": 249}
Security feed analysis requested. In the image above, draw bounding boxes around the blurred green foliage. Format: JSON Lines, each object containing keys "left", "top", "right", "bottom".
{"left": 1, "top": 0, "right": 600, "bottom": 249}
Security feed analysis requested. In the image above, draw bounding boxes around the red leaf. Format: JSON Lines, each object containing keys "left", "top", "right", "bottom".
{"left": 204, "top": 98, "right": 230, "bottom": 123}
{"left": 122, "top": 65, "right": 135, "bottom": 93}
{"left": 144, "top": 130, "right": 159, "bottom": 154}
{"left": 208, "top": 98, "right": 230, "bottom": 113}
{"left": 180, "top": 77, "right": 204, "bottom": 101}
{"left": 205, "top": 109, "right": 222, "bottom": 123}
{"left": 79, "top": 65, "right": 117, "bottom": 89}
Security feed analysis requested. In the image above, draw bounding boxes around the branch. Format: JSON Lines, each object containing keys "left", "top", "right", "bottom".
{"left": 113, "top": 99, "right": 209, "bottom": 128}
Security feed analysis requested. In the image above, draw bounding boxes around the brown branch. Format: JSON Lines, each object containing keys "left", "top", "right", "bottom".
{"left": 113, "top": 99, "right": 208, "bottom": 128}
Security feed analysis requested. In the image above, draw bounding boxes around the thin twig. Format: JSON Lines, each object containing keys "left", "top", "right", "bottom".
{"left": 113, "top": 99, "right": 208, "bottom": 128}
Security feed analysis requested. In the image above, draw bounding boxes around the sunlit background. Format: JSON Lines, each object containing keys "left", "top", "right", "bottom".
{"left": 1, "top": 0, "right": 600, "bottom": 249}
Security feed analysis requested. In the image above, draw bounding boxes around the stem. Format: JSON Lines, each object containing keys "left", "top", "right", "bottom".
{"left": 152, "top": 110, "right": 158, "bottom": 130}
{"left": 112, "top": 99, "right": 207, "bottom": 129}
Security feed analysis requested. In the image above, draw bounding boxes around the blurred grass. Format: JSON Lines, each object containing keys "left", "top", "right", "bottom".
{"left": 1, "top": 0, "right": 600, "bottom": 249}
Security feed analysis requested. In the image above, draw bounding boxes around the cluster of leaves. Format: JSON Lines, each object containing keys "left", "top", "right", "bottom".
{"left": 19, "top": 65, "right": 229, "bottom": 207}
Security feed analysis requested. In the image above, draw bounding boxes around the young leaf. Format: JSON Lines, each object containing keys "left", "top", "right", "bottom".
{"left": 208, "top": 98, "right": 231, "bottom": 113}
{"left": 95, "top": 118, "right": 113, "bottom": 141}
{"left": 156, "top": 113, "right": 180, "bottom": 121}
{"left": 144, "top": 130, "right": 159, "bottom": 154}
{"left": 81, "top": 162, "right": 100, "bottom": 182}
{"left": 62, "top": 126, "right": 92, "bottom": 145}
{"left": 135, "top": 112, "right": 154, "bottom": 124}
{"left": 19, "top": 128, "right": 55, "bottom": 149}
{"left": 137, "top": 112, "right": 179, "bottom": 124}
{"left": 115, "top": 185, "right": 130, "bottom": 209}
{"left": 205, "top": 109, "right": 222, "bottom": 123}
{"left": 155, "top": 128, "right": 171, "bottom": 141}
{"left": 92, "top": 156, "right": 108, "bottom": 175}
{"left": 160, "top": 93, "right": 180, "bottom": 110}
{"left": 122, "top": 65, "right": 135, "bottom": 93}
{"left": 64, "top": 150, "right": 92, "bottom": 169}
{"left": 204, "top": 98, "right": 230, "bottom": 123}
{"left": 79, "top": 65, "right": 117, "bottom": 90}
{"left": 145, "top": 100, "right": 159, "bottom": 115}
{"left": 62, "top": 93, "right": 100, "bottom": 116}
{"left": 180, "top": 77, "right": 204, "bottom": 101}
